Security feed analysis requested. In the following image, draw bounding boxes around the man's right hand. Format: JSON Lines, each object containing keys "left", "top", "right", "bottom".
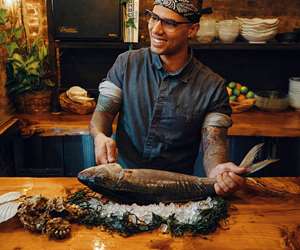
{"left": 94, "top": 133, "right": 118, "bottom": 164}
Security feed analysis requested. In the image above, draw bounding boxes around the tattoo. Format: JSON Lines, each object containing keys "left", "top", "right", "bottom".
{"left": 95, "top": 95, "right": 121, "bottom": 115}
{"left": 201, "top": 126, "right": 229, "bottom": 177}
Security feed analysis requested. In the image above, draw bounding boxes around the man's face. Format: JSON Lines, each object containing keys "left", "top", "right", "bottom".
{"left": 148, "top": 5, "right": 198, "bottom": 56}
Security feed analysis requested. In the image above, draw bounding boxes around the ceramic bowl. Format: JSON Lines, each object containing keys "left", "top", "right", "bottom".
{"left": 197, "top": 19, "right": 216, "bottom": 43}
{"left": 236, "top": 17, "right": 279, "bottom": 26}
{"left": 255, "top": 91, "right": 289, "bottom": 112}
{"left": 218, "top": 30, "right": 239, "bottom": 43}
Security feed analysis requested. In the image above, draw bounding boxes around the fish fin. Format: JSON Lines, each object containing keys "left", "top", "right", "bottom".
{"left": 244, "top": 159, "right": 279, "bottom": 176}
{"left": 239, "top": 143, "right": 264, "bottom": 168}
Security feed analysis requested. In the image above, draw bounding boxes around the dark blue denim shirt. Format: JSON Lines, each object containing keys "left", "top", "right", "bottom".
{"left": 105, "top": 48, "right": 231, "bottom": 175}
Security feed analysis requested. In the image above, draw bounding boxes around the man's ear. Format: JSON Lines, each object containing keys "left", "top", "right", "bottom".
{"left": 188, "top": 23, "right": 200, "bottom": 39}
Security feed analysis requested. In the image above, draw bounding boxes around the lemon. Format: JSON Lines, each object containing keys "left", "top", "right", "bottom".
{"left": 246, "top": 91, "right": 255, "bottom": 99}
{"left": 228, "top": 82, "right": 236, "bottom": 89}
{"left": 240, "top": 86, "right": 248, "bottom": 94}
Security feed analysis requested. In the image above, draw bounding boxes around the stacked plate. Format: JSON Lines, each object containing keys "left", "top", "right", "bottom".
{"left": 236, "top": 17, "right": 279, "bottom": 43}
{"left": 289, "top": 77, "right": 300, "bottom": 110}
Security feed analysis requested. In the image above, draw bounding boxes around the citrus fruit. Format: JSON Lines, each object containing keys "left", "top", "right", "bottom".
{"left": 226, "top": 87, "right": 232, "bottom": 96}
{"left": 233, "top": 88, "right": 240, "bottom": 96}
{"left": 240, "top": 86, "right": 248, "bottom": 94}
{"left": 236, "top": 83, "right": 242, "bottom": 90}
{"left": 229, "top": 95, "right": 237, "bottom": 102}
{"left": 237, "top": 94, "right": 246, "bottom": 102}
{"left": 246, "top": 91, "right": 255, "bottom": 99}
{"left": 228, "top": 82, "right": 236, "bottom": 89}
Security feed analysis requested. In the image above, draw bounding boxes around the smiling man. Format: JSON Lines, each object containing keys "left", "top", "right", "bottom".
{"left": 90, "top": 0, "right": 247, "bottom": 196}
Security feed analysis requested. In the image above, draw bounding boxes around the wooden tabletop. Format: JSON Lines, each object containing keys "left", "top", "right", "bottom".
{"left": 16, "top": 109, "right": 300, "bottom": 137}
{"left": 0, "top": 177, "right": 300, "bottom": 250}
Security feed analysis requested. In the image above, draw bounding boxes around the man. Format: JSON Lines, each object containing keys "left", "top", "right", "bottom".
{"left": 90, "top": 0, "right": 247, "bottom": 196}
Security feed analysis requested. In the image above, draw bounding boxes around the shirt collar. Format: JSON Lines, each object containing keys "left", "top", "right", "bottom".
{"left": 150, "top": 48, "right": 194, "bottom": 84}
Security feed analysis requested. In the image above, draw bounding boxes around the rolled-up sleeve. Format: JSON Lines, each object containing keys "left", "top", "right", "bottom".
{"left": 95, "top": 53, "right": 127, "bottom": 114}
{"left": 203, "top": 79, "right": 232, "bottom": 128}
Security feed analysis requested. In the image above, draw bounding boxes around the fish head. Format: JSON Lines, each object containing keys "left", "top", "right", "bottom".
{"left": 77, "top": 163, "right": 123, "bottom": 190}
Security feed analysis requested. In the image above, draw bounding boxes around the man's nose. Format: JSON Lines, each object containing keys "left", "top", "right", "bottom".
{"left": 151, "top": 20, "right": 164, "bottom": 34}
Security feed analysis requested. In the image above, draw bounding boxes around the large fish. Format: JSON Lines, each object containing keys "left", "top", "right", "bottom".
{"left": 78, "top": 144, "right": 277, "bottom": 204}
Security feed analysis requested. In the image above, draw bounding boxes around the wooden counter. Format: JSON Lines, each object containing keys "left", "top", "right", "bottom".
{"left": 16, "top": 109, "right": 300, "bottom": 137}
{"left": 0, "top": 177, "right": 300, "bottom": 250}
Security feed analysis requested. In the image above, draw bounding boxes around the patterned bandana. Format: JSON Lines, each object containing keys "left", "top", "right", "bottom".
{"left": 153, "top": 0, "right": 202, "bottom": 23}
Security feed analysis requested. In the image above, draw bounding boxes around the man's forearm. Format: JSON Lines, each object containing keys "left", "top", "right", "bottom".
{"left": 201, "top": 126, "right": 229, "bottom": 177}
{"left": 90, "top": 111, "right": 115, "bottom": 138}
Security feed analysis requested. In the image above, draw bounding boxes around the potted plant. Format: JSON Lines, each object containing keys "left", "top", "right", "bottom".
{"left": 0, "top": 7, "right": 55, "bottom": 114}
{"left": 6, "top": 39, "right": 55, "bottom": 113}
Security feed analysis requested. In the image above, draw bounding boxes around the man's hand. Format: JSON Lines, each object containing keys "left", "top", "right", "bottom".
{"left": 94, "top": 133, "right": 118, "bottom": 164}
{"left": 208, "top": 162, "right": 248, "bottom": 196}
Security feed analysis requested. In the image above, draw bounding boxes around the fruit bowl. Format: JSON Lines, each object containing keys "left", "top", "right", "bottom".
{"left": 227, "top": 81, "right": 256, "bottom": 113}
{"left": 230, "top": 98, "right": 256, "bottom": 113}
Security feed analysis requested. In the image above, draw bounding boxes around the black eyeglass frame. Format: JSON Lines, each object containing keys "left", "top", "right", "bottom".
{"left": 144, "top": 9, "right": 191, "bottom": 28}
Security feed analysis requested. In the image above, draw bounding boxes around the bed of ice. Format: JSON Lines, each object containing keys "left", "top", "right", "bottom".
{"left": 88, "top": 197, "right": 217, "bottom": 225}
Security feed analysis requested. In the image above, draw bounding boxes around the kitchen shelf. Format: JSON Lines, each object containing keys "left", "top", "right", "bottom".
{"left": 55, "top": 40, "right": 300, "bottom": 51}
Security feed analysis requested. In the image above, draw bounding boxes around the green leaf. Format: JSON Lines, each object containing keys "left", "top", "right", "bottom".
{"left": 0, "top": 9, "right": 8, "bottom": 25}
{"left": 6, "top": 43, "right": 19, "bottom": 57}
{"left": 43, "top": 79, "right": 55, "bottom": 87}
{"left": 125, "top": 18, "right": 136, "bottom": 29}
{"left": 38, "top": 44, "right": 48, "bottom": 61}
{"left": 0, "top": 31, "right": 7, "bottom": 44}
{"left": 11, "top": 52, "right": 24, "bottom": 64}
{"left": 25, "top": 61, "right": 40, "bottom": 72}
{"left": 13, "top": 27, "right": 23, "bottom": 39}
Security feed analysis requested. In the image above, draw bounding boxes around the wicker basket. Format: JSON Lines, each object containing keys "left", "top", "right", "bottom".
{"left": 59, "top": 92, "right": 96, "bottom": 115}
{"left": 230, "top": 98, "right": 256, "bottom": 113}
{"left": 16, "top": 90, "right": 52, "bottom": 114}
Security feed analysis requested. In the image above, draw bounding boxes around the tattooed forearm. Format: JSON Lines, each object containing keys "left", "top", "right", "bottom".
{"left": 201, "top": 126, "right": 229, "bottom": 177}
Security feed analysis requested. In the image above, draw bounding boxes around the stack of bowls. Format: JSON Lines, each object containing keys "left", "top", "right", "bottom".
{"left": 197, "top": 19, "right": 217, "bottom": 44}
{"left": 236, "top": 17, "right": 279, "bottom": 43}
{"left": 289, "top": 77, "right": 300, "bottom": 111}
{"left": 217, "top": 20, "right": 240, "bottom": 43}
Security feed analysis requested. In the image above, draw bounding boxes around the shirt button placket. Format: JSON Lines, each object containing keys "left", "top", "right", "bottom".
{"left": 143, "top": 78, "right": 168, "bottom": 158}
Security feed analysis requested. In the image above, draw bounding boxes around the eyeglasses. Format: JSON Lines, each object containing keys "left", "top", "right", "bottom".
{"left": 144, "top": 9, "right": 191, "bottom": 32}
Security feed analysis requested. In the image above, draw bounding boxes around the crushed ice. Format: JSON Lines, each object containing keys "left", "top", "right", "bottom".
{"left": 88, "top": 197, "right": 217, "bottom": 225}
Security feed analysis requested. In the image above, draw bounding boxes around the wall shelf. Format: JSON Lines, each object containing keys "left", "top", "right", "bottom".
{"left": 55, "top": 40, "right": 300, "bottom": 51}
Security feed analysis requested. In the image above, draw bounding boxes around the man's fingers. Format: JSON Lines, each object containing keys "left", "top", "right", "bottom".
{"left": 222, "top": 162, "right": 248, "bottom": 175}
{"left": 222, "top": 172, "right": 236, "bottom": 190}
{"left": 106, "top": 139, "right": 117, "bottom": 163}
{"left": 214, "top": 183, "right": 225, "bottom": 196}
{"left": 217, "top": 173, "right": 230, "bottom": 193}
{"left": 95, "top": 141, "right": 109, "bottom": 164}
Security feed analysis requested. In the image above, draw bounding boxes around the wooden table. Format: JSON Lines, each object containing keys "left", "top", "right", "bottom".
{"left": 16, "top": 109, "right": 300, "bottom": 137}
{"left": 0, "top": 177, "right": 300, "bottom": 250}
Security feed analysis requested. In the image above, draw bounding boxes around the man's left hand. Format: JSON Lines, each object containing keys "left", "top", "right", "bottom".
{"left": 208, "top": 162, "right": 248, "bottom": 196}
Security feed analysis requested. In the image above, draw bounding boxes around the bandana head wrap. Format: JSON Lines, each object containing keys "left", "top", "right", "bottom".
{"left": 153, "top": 0, "right": 203, "bottom": 23}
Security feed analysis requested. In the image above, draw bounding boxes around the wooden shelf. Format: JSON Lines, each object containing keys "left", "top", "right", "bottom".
{"left": 15, "top": 110, "right": 300, "bottom": 137}
{"left": 189, "top": 41, "right": 300, "bottom": 51}
{"left": 55, "top": 40, "right": 300, "bottom": 51}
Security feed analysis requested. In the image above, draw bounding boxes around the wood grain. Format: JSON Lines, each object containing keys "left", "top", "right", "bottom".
{"left": 16, "top": 110, "right": 300, "bottom": 137}
{"left": 0, "top": 177, "right": 299, "bottom": 250}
